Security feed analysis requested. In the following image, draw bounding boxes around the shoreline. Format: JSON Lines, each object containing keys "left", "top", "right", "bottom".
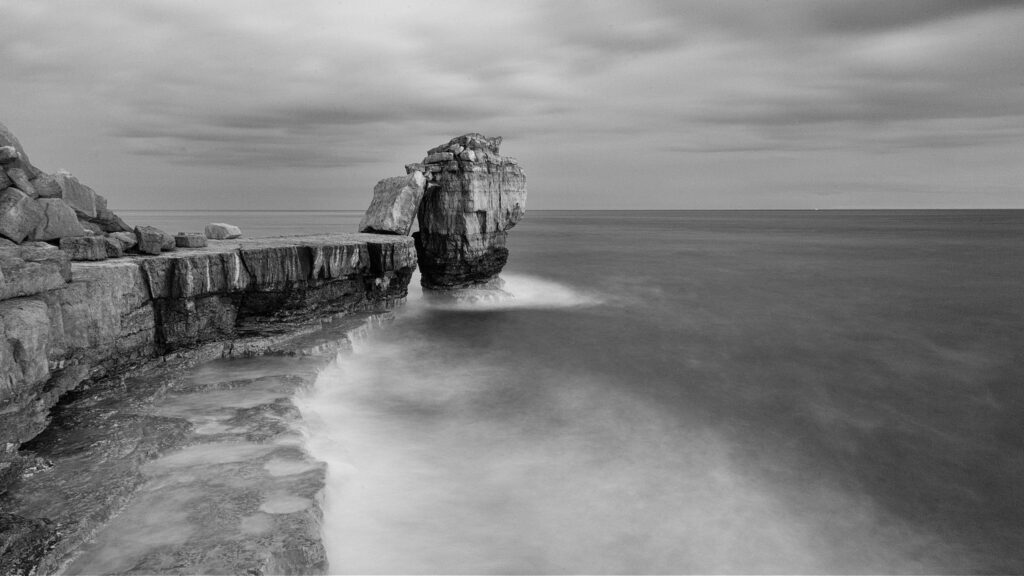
{"left": 0, "top": 233, "right": 416, "bottom": 574}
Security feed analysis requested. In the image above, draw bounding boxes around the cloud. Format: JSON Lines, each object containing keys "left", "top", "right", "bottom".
{"left": 0, "top": 0, "right": 1021, "bottom": 208}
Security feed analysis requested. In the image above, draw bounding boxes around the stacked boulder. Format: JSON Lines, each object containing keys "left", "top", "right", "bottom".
{"left": 409, "top": 134, "right": 526, "bottom": 289}
{"left": 0, "top": 121, "right": 135, "bottom": 257}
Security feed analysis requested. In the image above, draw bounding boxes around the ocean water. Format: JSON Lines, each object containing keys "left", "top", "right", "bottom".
{"left": 134, "top": 210, "right": 1024, "bottom": 573}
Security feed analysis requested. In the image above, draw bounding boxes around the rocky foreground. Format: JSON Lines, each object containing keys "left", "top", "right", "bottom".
{"left": 0, "top": 235, "right": 415, "bottom": 574}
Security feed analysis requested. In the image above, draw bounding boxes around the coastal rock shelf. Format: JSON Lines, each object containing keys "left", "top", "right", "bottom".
{"left": 0, "top": 234, "right": 415, "bottom": 504}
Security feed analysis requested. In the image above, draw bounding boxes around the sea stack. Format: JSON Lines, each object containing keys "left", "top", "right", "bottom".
{"left": 411, "top": 133, "right": 526, "bottom": 289}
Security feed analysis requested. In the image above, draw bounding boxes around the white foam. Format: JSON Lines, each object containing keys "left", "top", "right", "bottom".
{"left": 412, "top": 272, "right": 603, "bottom": 311}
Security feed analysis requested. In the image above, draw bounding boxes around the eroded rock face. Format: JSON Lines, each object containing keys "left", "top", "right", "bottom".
{"left": 413, "top": 133, "right": 526, "bottom": 289}
{"left": 358, "top": 171, "right": 426, "bottom": 235}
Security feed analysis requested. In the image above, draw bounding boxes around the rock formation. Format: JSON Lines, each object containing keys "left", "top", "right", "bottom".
{"left": 409, "top": 133, "right": 526, "bottom": 289}
{"left": 0, "top": 234, "right": 415, "bottom": 503}
{"left": 358, "top": 171, "right": 426, "bottom": 235}
{"left": 0, "top": 122, "right": 133, "bottom": 255}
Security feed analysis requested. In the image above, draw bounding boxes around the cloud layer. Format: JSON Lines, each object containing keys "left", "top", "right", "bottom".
{"left": 1, "top": 0, "right": 1021, "bottom": 209}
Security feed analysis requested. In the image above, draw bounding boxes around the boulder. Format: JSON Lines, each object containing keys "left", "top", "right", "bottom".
{"left": 30, "top": 173, "right": 62, "bottom": 198}
{"left": 204, "top": 222, "right": 241, "bottom": 240}
{"left": 88, "top": 208, "right": 132, "bottom": 233}
{"left": 358, "top": 171, "right": 426, "bottom": 235}
{"left": 175, "top": 232, "right": 207, "bottom": 248}
{"left": 5, "top": 167, "right": 36, "bottom": 198}
{"left": 108, "top": 231, "right": 137, "bottom": 251}
{"left": 102, "top": 236, "right": 124, "bottom": 258}
{"left": 135, "top": 225, "right": 173, "bottom": 255}
{"left": 413, "top": 134, "right": 526, "bottom": 289}
{"left": 30, "top": 198, "right": 86, "bottom": 241}
{"left": 52, "top": 171, "right": 98, "bottom": 218}
{"left": 0, "top": 188, "right": 45, "bottom": 243}
{"left": 0, "top": 122, "right": 40, "bottom": 178}
{"left": 0, "top": 146, "right": 19, "bottom": 164}
{"left": 59, "top": 236, "right": 108, "bottom": 261}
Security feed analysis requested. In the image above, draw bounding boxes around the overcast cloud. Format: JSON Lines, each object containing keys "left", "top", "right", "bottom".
{"left": 2, "top": 0, "right": 1021, "bottom": 209}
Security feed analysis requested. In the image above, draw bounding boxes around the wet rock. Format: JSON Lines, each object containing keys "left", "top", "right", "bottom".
{"left": 135, "top": 225, "right": 173, "bottom": 255}
{"left": 358, "top": 171, "right": 426, "bottom": 235}
{"left": 175, "top": 232, "right": 207, "bottom": 248}
{"left": 30, "top": 198, "right": 86, "bottom": 241}
{"left": 0, "top": 243, "right": 71, "bottom": 301}
{"left": 0, "top": 513, "right": 58, "bottom": 576}
{"left": 413, "top": 133, "right": 526, "bottom": 289}
{"left": 0, "top": 188, "right": 44, "bottom": 243}
{"left": 205, "top": 222, "right": 242, "bottom": 239}
{"left": 59, "top": 236, "right": 109, "bottom": 261}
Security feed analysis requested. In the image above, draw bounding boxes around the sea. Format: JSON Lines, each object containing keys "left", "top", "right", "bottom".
{"left": 122, "top": 209, "right": 1024, "bottom": 574}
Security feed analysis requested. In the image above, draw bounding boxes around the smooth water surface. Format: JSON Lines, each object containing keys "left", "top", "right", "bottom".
{"left": 297, "top": 210, "right": 1024, "bottom": 574}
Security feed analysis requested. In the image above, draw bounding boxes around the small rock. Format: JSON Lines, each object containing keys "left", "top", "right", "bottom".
{"left": 59, "top": 236, "right": 108, "bottom": 261}
{"left": 5, "top": 167, "right": 36, "bottom": 197}
{"left": 31, "top": 198, "right": 86, "bottom": 241}
{"left": 174, "top": 232, "right": 207, "bottom": 248}
{"left": 204, "top": 222, "right": 241, "bottom": 239}
{"left": 0, "top": 188, "right": 44, "bottom": 243}
{"left": 30, "top": 173, "right": 62, "bottom": 198}
{"left": 458, "top": 149, "right": 477, "bottom": 162}
{"left": 102, "top": 236, "right": 124, "bottom": 258}
{"left": 0, "top": 146, "right": 19, "bottom": 164}
{"left": 108, "top": 231, "right": 137, "bottom": 251}
{"left": 135, "top": 225, "right": 172, "bottom": 255}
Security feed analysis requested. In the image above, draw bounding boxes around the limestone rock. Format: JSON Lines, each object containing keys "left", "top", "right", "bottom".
{"left": 79, "top": 219, "right": 105, "bottom": 235}
{"left": 0, "top": 146, "right": 19, "bottom": 164}
{"left": 6, "top": 167, "right": 37, "bottom": 197}
{"left": 0, "top": 121, "right": 40, "bottom": 178}
{"left": 175, "top": 232, "right": 207, "bottom": 248}
{"left": 413, "top": 134, "right": 526, "bottom": 289}
{"left": 52, "top": 171, "right": 98, "bottom": 218}
{"left": 358, "top": 171, "right": 426, "bottom": 235}
{"left": 0, "top": 244, "right": 70, "bottom": 301}
{"left": 103, "top": 237, "right": 124, "bottom": 258}
{"left": 205, "top": 222, "right": 241, "bottom": 240}
{"left": 88, "top": 208, "right": 133, "bottom": 233}
{"left": 59, "top": 236, "right": 109, "bottom": 261}
{"left": 108, "top": 231, "right": 137, "bottom": 251}
{"left": 0, "top": 298, "right": 52, "bottom": 405}
{"left": 0, "top": 188, "right": 45, "bottom": 243}
{"left": 29, "top": 173, "right": 62, "bottom": 198}
{"left": 30, "top": 198, "right": 86, "bottom": 241}
{"left": 135, "top": 225, "right": 173, "bottom": 255}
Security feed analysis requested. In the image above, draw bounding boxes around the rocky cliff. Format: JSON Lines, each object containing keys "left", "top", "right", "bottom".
{"left": 410, "top": 134, "right": 526, "bottom": 289}
{"left": 0, "top": 234, "right": 414, "bottom": 491}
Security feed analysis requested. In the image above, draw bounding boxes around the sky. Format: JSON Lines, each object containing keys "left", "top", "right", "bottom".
{"left": 2, "top": 0, "right": 1022, "bottom": 210}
